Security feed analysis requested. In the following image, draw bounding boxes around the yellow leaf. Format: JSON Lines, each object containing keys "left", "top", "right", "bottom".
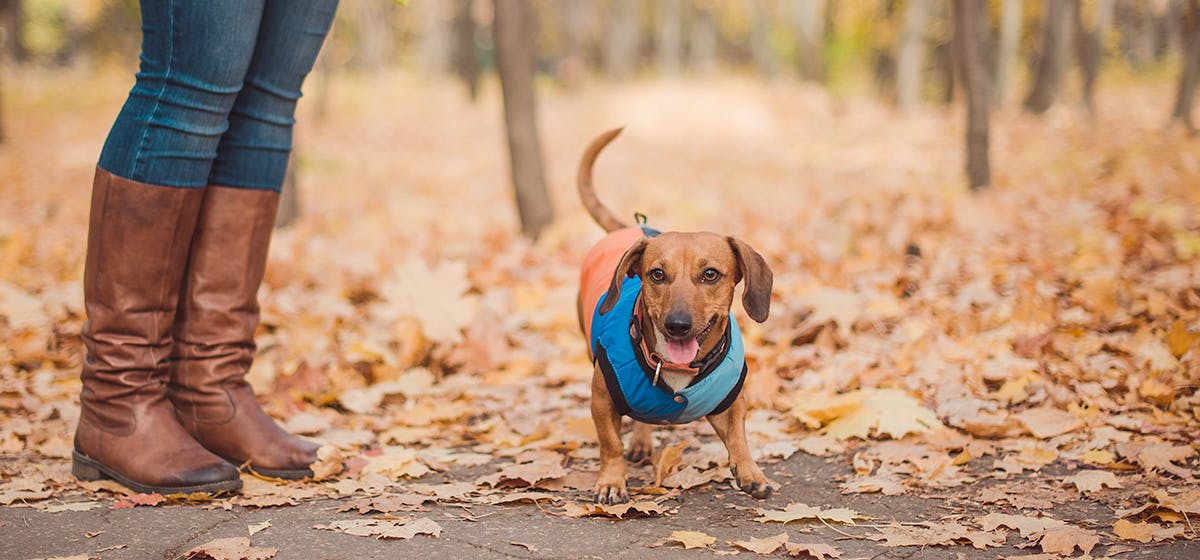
{"left": 1079, "top": 449, "right": 1114, "bottom": 465}
{"left": 665, "top": 530, "right": 716, "bottom": 549}
{"left": 755, "top": 503, "right": 865, "bottom": 525}
{"left": 822, "top": 389, "right": 942, "bottom": 441}
{"left": 1112, "top": 519, "right": 1153, "bottom": 543}
{"left": 1166, "top": 320, "right": 1198, "bottom": 357}
{"left": 729, "top": 533, "right": 789, "bottom": 555}
{"left": 654, "top": 440, "right": 689, "bottom": 487}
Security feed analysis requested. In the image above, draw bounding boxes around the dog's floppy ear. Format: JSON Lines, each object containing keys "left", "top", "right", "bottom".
{"left": 598, "top": 238, "right": 647, "bottom": 315}
{"left": 727, "top": 237, "right": 773, "bottom": 323}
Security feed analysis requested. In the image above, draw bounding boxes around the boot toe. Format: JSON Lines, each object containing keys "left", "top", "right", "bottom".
{"left": 172, "top": 460, "right": 240, "bottom": 487}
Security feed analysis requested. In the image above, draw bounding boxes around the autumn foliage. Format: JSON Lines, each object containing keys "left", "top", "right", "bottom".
{"left": 1, "top": 67, "right": 1198, "bottom": 556}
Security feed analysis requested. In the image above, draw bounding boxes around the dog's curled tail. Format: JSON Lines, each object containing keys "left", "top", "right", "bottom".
{"left": 577, "top": 127, "right": 627, "bottom": 233}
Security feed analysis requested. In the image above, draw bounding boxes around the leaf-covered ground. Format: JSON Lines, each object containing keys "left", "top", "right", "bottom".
{"left": 1, "top": 68, "right": 1198, "bottom": 558}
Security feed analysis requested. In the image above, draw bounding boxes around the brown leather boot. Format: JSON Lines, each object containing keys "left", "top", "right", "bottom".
{"left": 169, "top": 185, "right": 319, "bottom": 479}
{"left": 73, "top": 168, "right": 242, "bottom": 495}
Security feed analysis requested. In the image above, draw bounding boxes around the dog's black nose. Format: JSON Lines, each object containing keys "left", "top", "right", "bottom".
{"left": 664, "top": 313, "right": 692, "bottom": 337}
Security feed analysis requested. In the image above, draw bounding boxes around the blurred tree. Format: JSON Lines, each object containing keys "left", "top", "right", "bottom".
{"left": 605, "top": 0, "right": 641, "bottom": 80}
{"left": 494, "top": 0, "right": 553, "bottom": 239}
{"left": 0, "top": 0, "right": 27, "bottom": 62}
{"left": 896, "top": 0, "right": 931, "bottom": 110}
{"left": 751, "top": 0, "right": 778, "bottom": 77}
{"left": 452, "top": 0, "right": 480, "bottom": 100}
{"left": 1024, "top": 0, "right": 1077, "bottom": 114}
{"left": 416, "top": 0, "right": 448, "bottom": 75}
{"left": 788, "top": 0, "right": 827, "bottom": 82}
{"left": 1172, "top": 0, "right": 1200, "bottom": 131}
{"left": 955, "top": 0, "right": 990, "bottom": 189}
{"left": 655, "top": 0, "right": 682, "bottom": 76}
{"left": 689, "top": 2, "right": 717, "bottom": 73}
{"left": 1077, "top": 0, "right": 1115, "bottom": 116}
{"left": 993, "top": 0, "right": 1022, "bottom": 106}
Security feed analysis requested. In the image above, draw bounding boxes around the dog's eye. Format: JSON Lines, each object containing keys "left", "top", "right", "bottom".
{"left": 648, "top": 268, "right": 666, "bottom": 283}
{"left": 701, "top": 268, "right": 721, "bottom": 283}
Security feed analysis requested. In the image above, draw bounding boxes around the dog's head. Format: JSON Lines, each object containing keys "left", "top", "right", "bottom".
{"left": 599, "top": 232, "right": 772, "bottom": 364}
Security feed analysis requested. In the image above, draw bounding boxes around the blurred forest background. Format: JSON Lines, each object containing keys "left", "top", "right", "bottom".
{"left": 1, "top": 0, "right": 1199, "bottom": 235}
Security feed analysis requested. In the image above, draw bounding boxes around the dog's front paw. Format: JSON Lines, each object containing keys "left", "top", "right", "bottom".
{"left": 731, "top": 465, "right": 774, "bottom": 500}
{"left": 593, "top": 478, "right": 629, "bottom": 505}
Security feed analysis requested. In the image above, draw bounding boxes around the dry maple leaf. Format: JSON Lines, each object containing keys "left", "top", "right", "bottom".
{"left": 664, "top": 530, "right": 717, "bottom": 549}
{"left": 1013, "top": 406, "right": 1083, "bottom": 439}
{"left": 377, "top": 257, "right": 477, "bottom": 344}
{"left": 336, "top": 493, "right": 434, "bottom": 514}
{"left": 755, "top": 503, "right": 864, "bottom": 525}
{"left": 1136, "top": 444, "right": 1196, "bottom": 479}
{"left": 821, "top": 389, "right": 943, "bottom": 440}
{"left": 184, "top": 537, "right": 277, "bottom": 560}
{"left": 309, "top": 445, "right": 345, "bottom": 481}
{"left": 1063, "top": 469, "right": 1122, "bottom": 493}
{"left": 1035, "top": 525, "right": 1099, "bottom": 556}
{"left": 977, "top": 513, "right": 1068, "bottom": 538}
{"left": 1112, "top": 519, "right": 1185, "bottom": 543}
{"left": 476, "top": 459, "right": 567, "bottom": 488}
{"left": 729, "top": 533, "right": 790, "bottom": 554}
{"left": 783, "top": 542, "right": 841, "bottom": 559}
{"left": 654, "top": 440, "right": 690, "bottom": 487}
{"left": 313, "top": 517, "right": 442, "bottom": 540}
{"left": 561, "top": 501, "right": 666, "bottom": 519}
{"left": 868, "top": 522, "right": 1003, "bottom": 550}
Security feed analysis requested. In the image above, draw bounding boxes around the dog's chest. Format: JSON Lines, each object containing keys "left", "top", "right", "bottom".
{"left": 660, "top": 371, "right": 694, "bottom": 393}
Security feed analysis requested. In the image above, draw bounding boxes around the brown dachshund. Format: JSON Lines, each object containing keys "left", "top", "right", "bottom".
{"left": 576, "top": 128, "right": 775, "bottom": 504}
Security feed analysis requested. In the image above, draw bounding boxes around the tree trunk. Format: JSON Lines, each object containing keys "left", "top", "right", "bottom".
{"left": 956, "top": 0, "right": 991, "bottom": 190}
{"left": 453, "top": 0, "right": 480, "bottom": 100}
{"left": 604, "top": 0, "right": 640, "bottom": 80}
{"left": 1024, "top": 0, "right": 1077, "bottom": 114}
{"left": 0, "top": 0, "right": 26, "bottom": 63}
{"left": 655, "top": 0, "right": 682, "bottom": 75}
{"left": 896, "top": 0, "right": 931, "bottom": 110}
{"left": 1172, "top": 0, "right": 1200, "bottom": 130}
{"left": 417, "top": 0, "right": 449, "bottom": 75}
{"left": 789, "top": 0, "right": 826, "bottom": 82}
{"left": 750, "top": 0, "right": 778, "bottom": 78}
{"left": 494, "top": 0, "right": 554, "bottom": 239}
{"left": 994, "top": 0, "right": 1022, "bottom": 106}
{"left": 689, "top": 3, "right": 717, "bottom": 74}
{"left": 357, "top": 0, "right": 396, "bottom": 70}
{"left": 1077, "top": 0, "right": 1115, "bottom": 115}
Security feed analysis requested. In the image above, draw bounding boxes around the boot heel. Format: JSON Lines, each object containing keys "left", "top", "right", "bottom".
{"left": 72, "top": 454, "right": 106, "bottom": 482}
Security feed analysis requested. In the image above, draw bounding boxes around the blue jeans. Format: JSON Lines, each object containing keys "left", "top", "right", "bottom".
{"left": 98, "top": 0, "right": 338, "bottom": 191}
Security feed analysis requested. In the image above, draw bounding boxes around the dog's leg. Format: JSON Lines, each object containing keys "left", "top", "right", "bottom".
{"left": 626, "top": 421, "right": 655, "bottom": 463}
{"left": 707, "top": 397, "right": 772, "bottom": 499}
{"left": 591, "top": 368, "right": 629, "bottom": 504}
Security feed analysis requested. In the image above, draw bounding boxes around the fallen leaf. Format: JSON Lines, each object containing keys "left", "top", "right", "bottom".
{"left": 248, "top": 521, "right": 271, "bottom": 536}
{"left": 730, "top": 533, "right": 789, "bottom": 554}
{"left": 44, "top": 502, "right": 103, "bottom": 513}
{"left": 822, "top": 389, "right": 943, "bottom": 440}
{"left": 755, "top": 503, "right": 864, "bottom": 525}
{"left": 869, "top": 522, "right": 1003, "bottom": 549}
{"left": 1036, "top": 525, "right": 1099, "bottom": 556}
{"left": 1112, "top": 519, "right": 1184, "bottom": 543}
{"left": 313, "top": 517, "right": 442, "bottom": 540}
{"left": 561, "top": 501, "right": 666, "bottom": 519}
{"left": 1064, "top": 470, "right": 1122, "bottom": 493}
{"left": 783, "top": 542, "right": 841, "bottom": 559}
{"left": 184, "top": 537, "right": 277, "bottom": 560}
{"left": 1014, "top": 406, "right": 1082, "bottom": 439}
{"left": 664, "top": 530, "right": 717, "bottom": 549}
{"left": 654, "top": 440, "right": 689, "bottom": 487}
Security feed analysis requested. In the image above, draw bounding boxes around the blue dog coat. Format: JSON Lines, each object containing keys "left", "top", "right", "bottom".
{"left": 590, "top": 276, "right": 747, "bottom": 425}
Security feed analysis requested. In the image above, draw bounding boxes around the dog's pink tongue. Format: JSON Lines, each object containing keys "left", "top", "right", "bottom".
{"left": 664, "top": 339, "right": 699, "bottom": 364}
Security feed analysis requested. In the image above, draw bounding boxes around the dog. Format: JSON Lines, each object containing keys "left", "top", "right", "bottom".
{"left": 576, "top": 128, "right": 775, "bottom": 504}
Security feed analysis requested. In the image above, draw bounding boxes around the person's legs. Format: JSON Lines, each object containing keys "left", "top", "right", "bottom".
{"left": 98, "top": 1, "right": 267, "bottom": 187}
{"left": 169, "top": 0, "right": 339, "bottom": 479}
{"left": 75, "top": 0, "right": 269, "bottom": 493}
{"left": 208, "top": 0, "right": 339, "bottom": 190}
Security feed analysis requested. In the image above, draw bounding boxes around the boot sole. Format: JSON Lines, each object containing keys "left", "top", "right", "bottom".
{"left": 72, "top": 451, "right": 242, "bottom": 495}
